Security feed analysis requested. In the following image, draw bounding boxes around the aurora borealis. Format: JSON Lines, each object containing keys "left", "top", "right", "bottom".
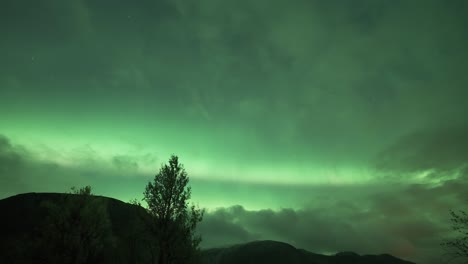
{"left": 1, "top": 1, "right": 468, "bottom": 263}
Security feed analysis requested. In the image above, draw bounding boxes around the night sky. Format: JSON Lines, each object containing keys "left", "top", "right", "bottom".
{"left": 1, "top": 1, "right": 468, "bottom": 263}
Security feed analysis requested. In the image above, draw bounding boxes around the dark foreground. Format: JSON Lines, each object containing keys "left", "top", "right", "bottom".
{"left": 0, "top": 193, "right": 415, "bottom": 264}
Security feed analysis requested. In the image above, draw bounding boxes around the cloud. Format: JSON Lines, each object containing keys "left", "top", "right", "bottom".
{"left": 373, "top": 123, "right": 468, "bottom": 182}
{"left": 1, "top": 0, "right": 467, "bottom": 166}
{"left": 199, "top": 177, "right": 467, "bottom": 264}
{"left": 0, "top": 134, "right": 78, "bottom": 198}
{"left": 0, "top": 133, "right": 466, "bottom": 264}
{"left": 112, "top": 155, "right": 139, "bottom": 171}
{"left": 0, "top": 134, "right": 157, "bottom": 200}
{"left": 197, "top": 205, "right": 257, "bottom": 247}
{"left": 1, "top": 2, "right": 468, "bottom": 263}
{"left": 0, "top": 135, "right": 29, "bottom": 193}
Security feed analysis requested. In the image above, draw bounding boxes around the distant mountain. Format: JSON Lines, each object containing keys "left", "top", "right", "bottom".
{"left": 201, "top": 240, "right": 416, "bottom": 264}
{"left": 0, "top": 193, "right": 416, "bottom": 264}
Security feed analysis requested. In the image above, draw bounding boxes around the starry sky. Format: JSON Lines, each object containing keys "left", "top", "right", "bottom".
{"left": 1, "top": 1, "right": 468, "bottom": 263}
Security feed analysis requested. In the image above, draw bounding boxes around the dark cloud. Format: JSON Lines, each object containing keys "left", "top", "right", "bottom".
{"left": 0, "top": 135, "right": 466, "bottom": 264}
{"left": 1, "top": 1, "right": 468, "bottom": 263}
{"left": 374, "top": 123, "right": 468, "bottom": 178}
{"left": 0, "top": 134, "right": 152, "bottom": 200}
{"left": 1, "top": 0, "right": 468, "bottom": 166}
{"left": 0, "top": 134, "right": 63, "bottom": 196}
{"left": 199, "top": 178, "right": 467, "bottom": 264}
{"left": 0, "top": 135, "right": 29, "bottom": 193}
{"left": 112, "top": 155, "right": 139, "bottom": 171}
{"left": 198, "top": 205, "right": 257, "bottom": 247}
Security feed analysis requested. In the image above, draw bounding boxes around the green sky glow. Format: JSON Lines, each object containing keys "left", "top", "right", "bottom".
{"left": 1, "top": 1, "right": 468, "bottom": 263}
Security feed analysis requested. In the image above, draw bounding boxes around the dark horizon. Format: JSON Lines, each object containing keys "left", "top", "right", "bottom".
{"left": 0, "top": 191, "right": 417, "bottom": 264}
{"left": 1, "top": 1, "right": 468, "bottom": 263}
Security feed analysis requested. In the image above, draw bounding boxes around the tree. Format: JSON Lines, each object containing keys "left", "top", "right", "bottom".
{"left": 143, "top": 155, "right": 204, "bottom": 264}
{"left": 34, "top": 186, "right": 114, "bottom": 264}
{"left": 442, "top": 210, "right": 468, "bottom": 263}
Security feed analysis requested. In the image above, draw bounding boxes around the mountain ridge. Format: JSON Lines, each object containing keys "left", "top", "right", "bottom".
{"left": 201, "top": 239, "right": 416, "bottom": 264}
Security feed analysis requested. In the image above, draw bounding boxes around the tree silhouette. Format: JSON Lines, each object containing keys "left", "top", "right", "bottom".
{"left": 442, "top": 210, "right": 468, "bottom": 263}
{"left": 34, "top": 186, "right": 114, "bottom": 264}
{"left": 143, "top": 155, "right": 204, "bottom": 264}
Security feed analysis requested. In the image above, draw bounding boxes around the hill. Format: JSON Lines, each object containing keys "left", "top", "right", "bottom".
{"left": 201, "top": 240, "right": 416, "bottom": 264}
{"left": 0, "top": 193, "right": 416, "bottom": 264}
{"left": 0, "top": 192, "right": 151, "bottom": 264}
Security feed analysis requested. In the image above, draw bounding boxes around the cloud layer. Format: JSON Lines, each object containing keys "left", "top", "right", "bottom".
{"left": 1, "top": 129, "right": 467, "bottom": 264}
{"left": 1, "top": 0, "right": 467, "bottom": 168}
{"left": 1, "top": 1, "right": 468, "bottom": 264}
{"left": 199, "top": 178, "right": 465, "bottom": 264}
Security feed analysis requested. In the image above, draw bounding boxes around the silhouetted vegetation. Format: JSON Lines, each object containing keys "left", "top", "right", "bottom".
{"left": 0, "top": 155, "right": 421, "bottom": 264}
{"left": 0, "top": 187, "right": 116, "bottom": 264}
{"left": 0, "top": 191, "right": 417, "bottom": 264}
{"left": 0, "top": 155, "right": 205, "bottom": 264}
{"left": 442, "top": 210, "right": 468, "bottom": 263}
{"left": 141, "top": 155, "right": 204, "bottom": 264}
{"left": 32, "top": 186, "right": 114, "bottom": 264}
{"left": 0, "top": 192, "right": 152, "bottom": 263}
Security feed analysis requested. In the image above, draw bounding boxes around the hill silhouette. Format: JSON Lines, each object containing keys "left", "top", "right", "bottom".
{"left": 0, "top": 192, "right": 152, "bottom": 263}
{"left": 201, "top": 240, "right": 415, "bottom": 264}
{"left": 0, "top": 193, "right": 415, "bottom": 264}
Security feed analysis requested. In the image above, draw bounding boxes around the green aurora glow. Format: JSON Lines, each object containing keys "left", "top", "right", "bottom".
{"left": 1, "top": 1, "right": 468, "bottom": 263}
